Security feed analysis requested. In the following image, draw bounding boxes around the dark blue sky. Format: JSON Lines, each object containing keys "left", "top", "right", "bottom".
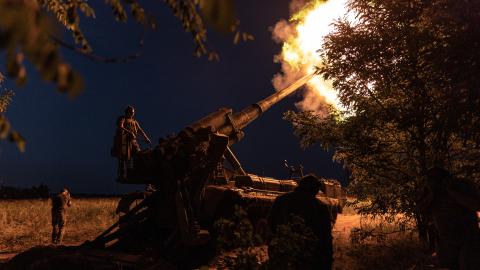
{"left": 0, "top": 0, "right": 345, "bottom": 193}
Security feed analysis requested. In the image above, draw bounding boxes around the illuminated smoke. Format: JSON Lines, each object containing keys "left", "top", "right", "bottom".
{"left": 272, "top": 0, "right": 351, "bottom": 115}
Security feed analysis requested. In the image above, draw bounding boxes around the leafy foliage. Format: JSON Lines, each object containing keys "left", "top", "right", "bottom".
{"left": 0, "top": 75, "right": 25, "bottom": 152}
{"left": 0, "top": 0, "right": 249, "bottom": 95}
{"left": 0, "top": 0, "right": 251, "bottom": 150}
{"left": 213, "top": 206, "right": 263, "bottom": 270}
{"left": 267, "top": 215, "right": 318, "bottom": 269}
{"left": 0, "top": 0, "right": 83, "bottom": 95}
{"left": 0, "top": 83, "right": 13, "bottom": 113}
{"left": 214, "top": 206, "right": 259, "bottom": 250}
{"left": 285, "top": 0, "right": 480, "bottom": 223}
{"left": 165, "top": 0, "right": 252, "bottom": 61}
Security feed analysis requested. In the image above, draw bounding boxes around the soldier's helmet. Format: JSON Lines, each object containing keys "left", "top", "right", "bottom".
{"left": 125, "top": 105, "right": 135, "bottom": 116}
{"left": 296, "top": 174, "right": 322, "bottom": 196}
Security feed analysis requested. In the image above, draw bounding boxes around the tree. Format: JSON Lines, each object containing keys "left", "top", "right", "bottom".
{"left": 0, "top": 0, "right": 252, "bottom": 149}
{"left": 285, "top": 0, "right": 480, "bottom": 231}
{"left": 0, "top": 76, "right": 25, "bottom": 151}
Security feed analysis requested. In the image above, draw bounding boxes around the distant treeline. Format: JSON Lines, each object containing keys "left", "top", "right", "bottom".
{"left": 0, "top": 185, "right": 121, "bottom": 199}
{"left": 0, "top": 184, "right": 49, "bottom": 199}
{"left": 70, "top": 193, "right": 121, "bottom": 198}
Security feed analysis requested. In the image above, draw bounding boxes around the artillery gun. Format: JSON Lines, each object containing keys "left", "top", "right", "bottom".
{"left": 92, "top": 73, "right": 345, "bottom": 266}
{"left": 3, "top": 74, "right": 344, "bottom": 269}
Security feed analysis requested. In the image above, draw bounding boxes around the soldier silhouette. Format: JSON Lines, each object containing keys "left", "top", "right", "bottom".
{"left": 284, "top": 160, "right": 304, "bottom": 180}
{"left": 51, "top": 188, "right": 72, "bottom": 244}
{"left": 268, "top": 174, "right": 333, "bottom": 269}
{"left": 420, "top": 167, "right": 480, "bottom": 270}
{"left": 111, "top": 105, "right": 151, "bottom": 179}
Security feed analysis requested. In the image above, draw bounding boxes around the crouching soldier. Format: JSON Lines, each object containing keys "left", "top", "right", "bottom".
{"left": 51, "top": 188, "right": 72, "bottom": 244}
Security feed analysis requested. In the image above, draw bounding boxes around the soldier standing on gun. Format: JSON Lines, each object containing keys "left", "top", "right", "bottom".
{"left": 51, "top": 188, "right": 72, "bottom": 244}
{"left": 111, "top": 105, "right": 151, "bottom": 179}
{"left": 118, "top": 105, "right": 151, "bottom": 155}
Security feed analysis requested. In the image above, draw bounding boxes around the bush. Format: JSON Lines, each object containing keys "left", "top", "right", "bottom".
{"left": 267, "top": 215, "right": 319, "bottom": 269}
{"left": 213, "top": 205, "right": 263, "bottom": 270}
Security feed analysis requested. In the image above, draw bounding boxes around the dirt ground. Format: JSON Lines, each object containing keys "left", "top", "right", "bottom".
{"left": 1, "top": 198, "right": 440, "bottom": 269}
{"left": 0, "top": 213, "right": 363, "bottom": 264}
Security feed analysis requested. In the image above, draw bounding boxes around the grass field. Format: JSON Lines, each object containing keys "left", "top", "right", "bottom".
{"left": 0, "top": 198, "right": 433, "bottom": 269}
{"left": 0, "top": 198, "right": 119, "bottom": 255}
{"left": 332, "top": 212, "right": 433, "bottom": 270}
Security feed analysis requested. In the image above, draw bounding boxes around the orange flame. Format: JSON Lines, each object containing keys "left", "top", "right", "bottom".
{"left": 273, "top": 0, "right": 351, "bottom": 113}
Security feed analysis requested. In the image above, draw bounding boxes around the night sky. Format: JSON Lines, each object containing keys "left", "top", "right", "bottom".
{"left": 0, "top": 0, "right": 345, "bottom": 194}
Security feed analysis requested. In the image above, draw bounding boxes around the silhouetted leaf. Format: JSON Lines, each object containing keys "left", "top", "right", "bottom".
{"left": 9, "top": 131, "right": 26, "bottom": 152}
{"left": 0, "top": 115, "right": 10, "bottom": 139}
{"left": 199, "top": 0, "right": 235, "bottom": 32}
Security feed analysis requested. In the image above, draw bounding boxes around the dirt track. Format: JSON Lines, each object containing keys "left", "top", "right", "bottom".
{"left": 0, "top": 214, "right": 362, "bottom": 264}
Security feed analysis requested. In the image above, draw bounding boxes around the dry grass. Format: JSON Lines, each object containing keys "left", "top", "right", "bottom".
{"left": 330, "top": 198, "right": 434, "bottom": 269}
{"left": 333, "top": 214, "right": 435, "bottom": 270}
{"left": 1, "top": 198, "right": 436, "bottom": 269}
{"left": 0, "top": 198, "right": 119, "bottom": 254}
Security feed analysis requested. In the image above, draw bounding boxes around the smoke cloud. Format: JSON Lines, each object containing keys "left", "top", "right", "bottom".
{"left": 271, "top": 0, "right": 346, "bottom": 117}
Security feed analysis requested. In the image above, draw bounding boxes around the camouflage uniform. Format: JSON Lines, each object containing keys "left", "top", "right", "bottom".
{"left": 115, "top": 116, "right": 141, "bottom": 160}
{"left": 112, "top": 106, "right": 150, "bottom": 180}
{"left": 51, "top": 191, "right": 72, "bottom": 244}
{"left": 268, "top": 175, "right": 333, "bottom": 270}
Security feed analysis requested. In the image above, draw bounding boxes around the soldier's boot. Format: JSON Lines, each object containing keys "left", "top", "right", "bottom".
{"left": 52, "top": 226, "right": 58, "bottom": 244}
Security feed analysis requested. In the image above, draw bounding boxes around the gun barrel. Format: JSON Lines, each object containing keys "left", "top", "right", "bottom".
{"left": 219, "top": 73, "right": 314, "bottom": 135}
{"left": 186, "top": 73, "right": 313, "bottom": 138}
{"left": 257, "top": 73, "right": 314, "bottom": 113}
